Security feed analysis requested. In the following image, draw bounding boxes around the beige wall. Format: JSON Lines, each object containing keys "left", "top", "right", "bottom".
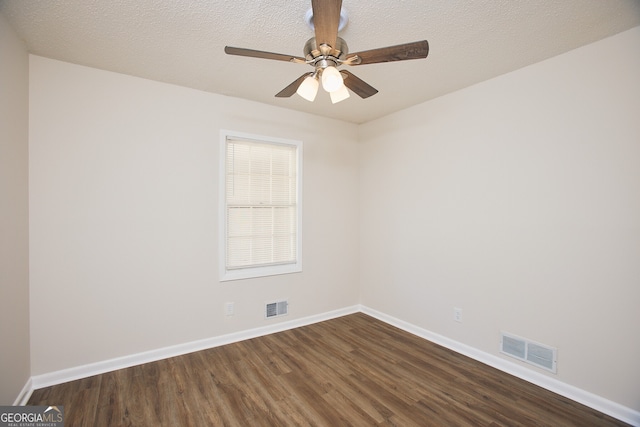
{"left": 0, "top": 14, "right": 30, "bottom": 404}
{"left": 359, "top": 26, "right": 640, "bottom": 410}
{"left": 28, "top": 56, "right": 360, "bottom": 375}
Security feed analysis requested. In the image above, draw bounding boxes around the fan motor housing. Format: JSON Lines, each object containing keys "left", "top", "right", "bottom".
{"left": 303, "top": 37, "right": 348, "bottom": 63}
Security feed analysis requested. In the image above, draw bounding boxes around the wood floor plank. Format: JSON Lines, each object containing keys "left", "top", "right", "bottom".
{"left": 27, "top": 313, "right": 631, "bottom": 426}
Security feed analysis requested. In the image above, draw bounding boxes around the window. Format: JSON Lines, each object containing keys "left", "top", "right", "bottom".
{"left": 219, "top": 130, "right": 302, "bottom": 281}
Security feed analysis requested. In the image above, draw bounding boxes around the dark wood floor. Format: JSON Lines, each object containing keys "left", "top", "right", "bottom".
{"left": 29, "top": 313, "right": 628, "bottom": 426}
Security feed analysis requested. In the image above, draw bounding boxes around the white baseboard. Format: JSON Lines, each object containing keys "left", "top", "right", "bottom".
{"left": 13, "top": 377, "right": 33, "bottom": 406}
{"left": 21, "top": 304, "right": 639, "bottom": 426}
{"left": 30, "top": 305, "right": 359, "bottom": 390}
{"left": 359, "top": 305, "right": 640, "bottom": 427}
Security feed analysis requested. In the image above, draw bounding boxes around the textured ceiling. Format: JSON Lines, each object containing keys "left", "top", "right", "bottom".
{"left": 2, "top": 0, "right": 639, "bottom": 124}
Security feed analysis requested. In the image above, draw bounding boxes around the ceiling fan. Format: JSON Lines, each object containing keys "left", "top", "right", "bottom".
{"left": 224, "top": 0, "right": 429, "bottom": 104}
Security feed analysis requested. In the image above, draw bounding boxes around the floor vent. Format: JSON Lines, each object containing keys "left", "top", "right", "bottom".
{"left": 500, "top": 332, "right": 557, "bottom": 373}
{"left": 265, "top": 300, "right": 288, "bottom": 319}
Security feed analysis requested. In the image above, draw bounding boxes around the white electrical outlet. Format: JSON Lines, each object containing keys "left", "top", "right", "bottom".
{"left": 454, "top": 307, "right": 462, "bottom": 322}
{"left": 225, "top": 302, "right": 234, "bottom": 316}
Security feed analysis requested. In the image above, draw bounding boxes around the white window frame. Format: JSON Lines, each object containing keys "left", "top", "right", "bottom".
{"left": 219, "top": 130, "right": 303, "bottom": 281}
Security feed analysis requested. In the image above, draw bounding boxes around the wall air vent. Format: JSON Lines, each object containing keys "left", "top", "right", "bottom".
{"left": 265, "top": 300, "right": 288, "bottom": 319}
{"left": 500, "top": 332, "right": 557, "bottom": 373}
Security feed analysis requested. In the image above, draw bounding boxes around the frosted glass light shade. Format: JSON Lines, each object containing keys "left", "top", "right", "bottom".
{"left": 321, "top": 66, "right": 343, "bottom": 92}
{"left": 296, "top": 75, "right": 319, "bottom": 101}
{"left": 330, "top": 84, "right": 350, "bottom": 104}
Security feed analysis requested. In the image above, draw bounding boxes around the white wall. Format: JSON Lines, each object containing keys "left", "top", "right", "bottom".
{"left": 28, "top": 56, "right": 360, "bottom": 375}
{"left": 359, "top": 26, "right": 640, "bottom": 410}
{"left": 0, "top": 13, "right": 30, "bottom": 404}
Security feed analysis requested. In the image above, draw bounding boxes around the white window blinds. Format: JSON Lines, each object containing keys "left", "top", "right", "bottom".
{"left": 222, "top": 135, "right": 301, "bottom": 279}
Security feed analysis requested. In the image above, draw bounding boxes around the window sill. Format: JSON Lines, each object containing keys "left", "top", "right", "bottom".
{"left": 220, "top": 263, "right": 302, "bottom": 282}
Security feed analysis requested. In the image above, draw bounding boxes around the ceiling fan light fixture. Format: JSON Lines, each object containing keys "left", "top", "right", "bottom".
{"left": 321, "top": 65, "right": 344, "bottom": 93}
{"left": 296, "top": 74, "right": 319, "bottom": 101}
{"left": 330, "top": 84, "right": 350, "bottom": 104}
{"left": 224, "top": 1, "right": 429, "bottom": 105}
{"left": 329, "top": 85, "right": 351, "bottom": 104}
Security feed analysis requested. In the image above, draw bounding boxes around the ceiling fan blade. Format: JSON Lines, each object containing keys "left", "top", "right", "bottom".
{"left": 311, "top": 0, "right": 342, "bottom": 50}
{"left": 275, "top": 73, "right": 313, "bottom": 98}
{"left": 224, "top": 46, "right": 306, "bottom": 64}
{"left": 345, "top": 40, "right": 429, "bottom": 65}
{"left": 341, "top": 70, "right": 378, "bottom": 99}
